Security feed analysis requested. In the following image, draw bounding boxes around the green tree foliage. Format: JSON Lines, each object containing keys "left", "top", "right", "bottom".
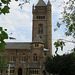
{"left": 0, "top": 52, "right": 8, "bottom": 70}
{"left": 45, "top": 50, "right": 75, "bottom": 75}
{"left": 56, "top": 0, "right": 75, "bottom": 37}
{"left": 54, "top": 40, "right": 65, "bottom": 54}
{"left": 54, "top": 0, "right": 75, "bottom": 53}
{"left": 0, "top": 27, "right": 8, "bottom": 50}
{"left": 0, "top": 0, "right": 29, "bottom": 15}
{"left": 45, "top": 56, "right": 53, "bottom": 75}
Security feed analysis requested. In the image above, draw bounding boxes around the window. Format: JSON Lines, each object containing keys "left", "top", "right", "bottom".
{"left": 40, "top": 36, "right": 42, "bottom": 39}
{"left": 30, "top": 70, "right": 39, "bottom": 74}
{"left": 39, "top": 16, "right": 40, "bottom": 19}
{"left": 37, "top": 70, "right": 39, "bottom": 74}
{"left": 43, "top": 16, "right": 45, "bottom": 19}
{"left": 33, "top": 54, "right": 37, "bottom": 61}
{"left": 11, "top": 53, "right": 15, "bottom": 61}
{"left": 33, "top": 70, "right": 34, "bottom": 74}
{"left": 10, "top": 70, "right": 15, "bottom": 73}
{"left": 41, "top": 16, "right": 42, "bottom": 19}
{"left": 38, "top": 24, "right": 43, "bottom": 34}
{"left": 35, "top": 43, "right": 39, "bottom": 47}
{"left": 22, "top": 53, "right": 26, "bottom": 61}
{"left": 37, "top": 16, "right": 39, "bottom": 19}
{"left": 44, "top": 53, "right": 46, "bottom": 56}
{"left": 35, "top": 70, "right": 36, "bottom": 74}
{"left": 36, "top": 16, "right": 45, "bottom": 19}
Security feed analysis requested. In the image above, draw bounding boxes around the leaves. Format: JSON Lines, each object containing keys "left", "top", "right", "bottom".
{"left": 57, "top": 22, "right": 61, "bottom": 28}
{"left": 0, "top": 54, "right": 8, "bottom": 70}
{"left": 1, "top": 6, "right": 10, "bottom": 14}
{"left": 0, "top": 0, "right": 30, "bottom": 15}
{"left": 0, "top": 27, "right": 8, "bottom": 50}
{"left": 15, "top": 0, "right": 18, "bottom": 1}
{"left": 54, "top": 0, "right": 75, "bottom": 52}
{"left": 9, "top": 37, "right": 16, "bottom": 40}
{"left": 55, "top": 0, "right": 75, "bottom": 37}
{"left": 45, "top": 51, "right": 75, "bottom": 75}
{"left": 54, "top": 28, "right": 57, "bottom": 32}
{"left": 0, "top": 3, "right": 2, "bottom": 6}
{"left": 54, "top": 40, "right": 65, "bottom": 54}
{"left": 1, "top": 0, "right": 11, "bottom": 4}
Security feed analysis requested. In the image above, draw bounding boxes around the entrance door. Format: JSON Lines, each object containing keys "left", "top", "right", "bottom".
{"left": 18, "top": 68, "right": 22, "bottom": 75}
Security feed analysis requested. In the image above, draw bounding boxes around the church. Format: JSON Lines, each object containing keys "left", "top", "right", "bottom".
{"left": 0, "top": 0, "right": 52, "bottom": 75}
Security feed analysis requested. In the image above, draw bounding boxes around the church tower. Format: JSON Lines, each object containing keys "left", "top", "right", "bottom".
{"left": 32, "top": 0, "right": 52, "bottom": 55}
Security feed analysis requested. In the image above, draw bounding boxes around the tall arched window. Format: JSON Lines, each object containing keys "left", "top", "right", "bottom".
{"left": 38, "top": 24, "right": 43, "bottom": 34}
{"left": 11, "top": 53, "right": 15, "bottom": 61}
{"left": 33, "top": 54, "right": 37, "bottom": 61}
{"left": 37, "top": 70, "right": 38, "bottom": 74}
{"left": 22, "top": 53, "right": 26, "bottom": 61}
{"left": 35, "top": 70, "right": 36, "bottom": 74}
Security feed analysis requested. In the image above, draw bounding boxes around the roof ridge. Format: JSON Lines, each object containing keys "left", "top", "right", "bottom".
{"left": 35, "top": 0, "right": 46, "bottom": 6}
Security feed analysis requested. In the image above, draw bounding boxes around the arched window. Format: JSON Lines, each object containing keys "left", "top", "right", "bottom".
{"left": 33, "top": 54, "right": 37, "bottom": 61}
{"left": 22, "top": 53, "right": 26, "bottom": 61}
{"left": 11, "top": 53, "right": 15, "bottom": 61}
{"left": 35, "top": 43, "right": 39, "bottom": 47}
{"left": 37, "top": 70, "right": 39, "bottom": 74}
{"left": 33, "top": 70, "right": 34, "bottom": 74}
{"left": 35, "top": 70, "right": 36, "bottom": 74}
{"left": 38, "top": 24, "right": 43, "bottom": 34}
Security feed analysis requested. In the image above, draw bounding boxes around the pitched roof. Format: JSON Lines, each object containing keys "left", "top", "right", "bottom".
{"left": 5, "top": 42, "right": 31, "bottom": 49}
{"left": 36, "top": 0, "right": 46, "bottom": 6}
{"left": 32, "top": 35, "right": 44, "bottom": 44}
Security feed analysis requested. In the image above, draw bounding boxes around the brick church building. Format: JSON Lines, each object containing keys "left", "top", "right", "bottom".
{"left": 0, "top": 0, "right": 52, "bottom": 75}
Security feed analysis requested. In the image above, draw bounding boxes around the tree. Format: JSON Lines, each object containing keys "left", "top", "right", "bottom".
{"left": 45, "top": 50, "right": 75, "bottom": 75}
{"left": 45, "top": 0, "right": 75, "bottom": 74}
{"left": 54, "top": 0, "right": 75, "bottom": 53}
{"left": 0, "top": 0, "right": 30, "bottom": 15}
{"left": 0, "top": 52, "right": 8, "bottom": 71}
{"left": 45, "top": 56, "right": 53, "bottom": 75}
{"left": 0, "top": 27, "right": 8, "bottom": 50}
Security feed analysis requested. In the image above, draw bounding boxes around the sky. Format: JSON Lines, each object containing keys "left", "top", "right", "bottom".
{"left": 0, "top": 0, "right": 74, "bottom": 55}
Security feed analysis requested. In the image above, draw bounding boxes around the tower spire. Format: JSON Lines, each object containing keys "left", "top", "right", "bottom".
{"left": 47, "top": 0, "right": 51, "bottom": 5}
{"left": 35, "top": 0, "right": 46, "bottom": 6}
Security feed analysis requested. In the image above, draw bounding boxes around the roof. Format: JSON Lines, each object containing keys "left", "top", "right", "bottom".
{"left": 36, "top": 0, "right": 46, "bottom": 6}
{"left": 32, "top": 35, "right": 44, "bottom": 44}
{"left": 5, "top": 42, "right": 31, "bottom": 49}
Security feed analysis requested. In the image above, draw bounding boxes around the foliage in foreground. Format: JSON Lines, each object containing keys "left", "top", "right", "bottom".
{"left": 0, "top": 0, "right": 29, "bottom": 15}
{"left": 54, "top": 0, "right": 75, "bottom": 53}
{"left": 45, "top": 50, "right": 75, "bottom": 75}
{"left": 0, "top": 52, "right": 8, "bottom": 70}
{"left": 0, "top": 27, "right": 8, "bottom": 50}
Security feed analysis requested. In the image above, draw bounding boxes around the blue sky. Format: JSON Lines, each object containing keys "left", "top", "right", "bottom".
{"left": 0, "top": 0, "right": 74, "bottom": 55}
